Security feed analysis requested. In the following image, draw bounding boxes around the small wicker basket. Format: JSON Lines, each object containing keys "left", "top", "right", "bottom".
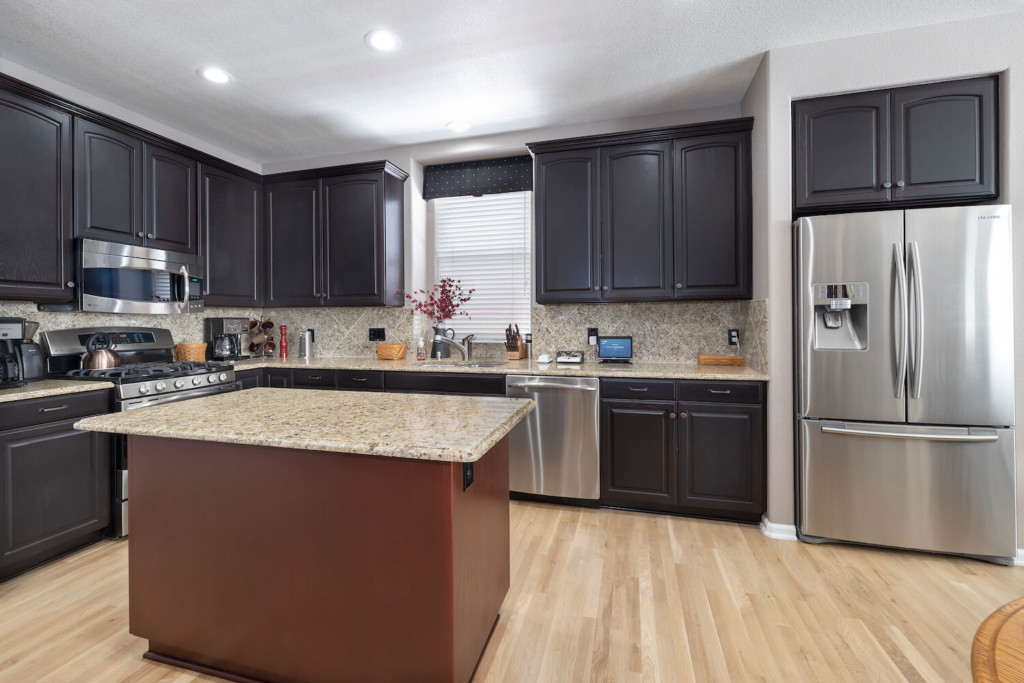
{"left": 174, "top": 343, "right": 207, "bottom": 362}
{"left": 376, "top": 343, "right": 407, "bottom": 360}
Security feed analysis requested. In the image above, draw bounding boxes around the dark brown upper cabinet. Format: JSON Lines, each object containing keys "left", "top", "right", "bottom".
{"left": 200, "top": 164, "right": 262, "bottom": 307}
{"left": 674, "top": 133, "right": 752, "bottom": 299}
{"left": 601, "top": 142, "right": 674, "bottom": 301}
{"left": 264, "top": 162, "right": 406, "bottom": 308}
{"left": 529, "top": 117, "right": 753, "bottom": 304}
{"left": 143, "top": 143, "right": 197, "bottom": 253}
{"left": 793, "top": 75, "right": 997, "bottom": 213}
{"left": 0, "top": 90, "right": 74, "bottom": 302}
{"left": 264, "top": 178, "right": 321, "bottom": 307}
{"left": 74, "top": 119, "right": 143, "bottom": 245}
{"left": 534, "top": 150, "right": 602, "bottom": 303}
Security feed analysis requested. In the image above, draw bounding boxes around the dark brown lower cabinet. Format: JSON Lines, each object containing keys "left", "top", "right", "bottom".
{"left": 266, "top": 369, "right": 293, "bottom": 388}
{"left": 599, "top": 379, "right": 765, "bottom": 523}
{"left": 234, "top": 369, "right": 265, "bottom": 391}
{"left": 600, "top": 400, "right": 677, "bottom": 510}
{"left": 0, "top": 414, "right": 111, "bottom": 581}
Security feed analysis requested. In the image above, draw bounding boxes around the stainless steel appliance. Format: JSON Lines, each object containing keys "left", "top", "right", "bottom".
{"left": 79, "top": 238, "right": 204, "bottom": 314}
{"left": 0, "top": 317, "right": 26, "bottom": 389}
{"left": 796, "top": 206, "right": 1016, "bottom": 563}
{"left": 298, "top": 329, "right": 315, "bottom": 359}
{"left": 204, "top": 317, "right": 250, "bottom": 361}
{"left": 42, "top": 326, "right": 237, "bottom": 537}
{"left": 506, "top": 376, "right": 600, "bottom": 501}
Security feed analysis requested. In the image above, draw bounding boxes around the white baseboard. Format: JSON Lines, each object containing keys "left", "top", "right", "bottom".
{"left": 760, "top": 515, "right": 798, "bottom": 541}
{"left": 1015, "top": 549, "right": 1024, "bottom": 566}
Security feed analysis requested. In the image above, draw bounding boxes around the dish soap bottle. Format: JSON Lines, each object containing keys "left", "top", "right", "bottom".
{"left": 416, "top": 337, "right": 426, "bottom": 361}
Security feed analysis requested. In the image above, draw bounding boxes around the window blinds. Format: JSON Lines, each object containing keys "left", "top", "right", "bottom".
{"left": 433, "top": 191, "right": 531, "bottom": 343}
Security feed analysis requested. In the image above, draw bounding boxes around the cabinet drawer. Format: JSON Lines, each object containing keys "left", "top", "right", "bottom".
{"left": 600, "top": 378, "right": 675, "bottom": 401}
{"left": 676, "top": 381, "right": 762, "bottom": 404}
{"left": 1, "top": 390, "right": 109, "bottom": 432}
{"left": 384, "top": 372, "right": 506, "bottom": 395}
{"left": 293, "top": 369, "right": 336, "bottom": 388}
{"left": 336, "top": 370, "right": 384, "bottom": 391}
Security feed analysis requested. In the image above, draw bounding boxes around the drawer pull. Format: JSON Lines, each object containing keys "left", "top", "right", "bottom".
{"left": 40, "top": 404, "right": 69, "bottom": 413}
{"left": 708, "top": 389, "right": 732, "bottom": 395}
{"left": 352, "top": 377, "right": 368, "bottom": 382}
{"left": 669, "top": 413, "right": 676, "bottom": 419}
{"left": 306, "top": 375, "right": 323, "bottom": 380}
{"left": 628, "top": 387, "right": 648, "bottom": 392}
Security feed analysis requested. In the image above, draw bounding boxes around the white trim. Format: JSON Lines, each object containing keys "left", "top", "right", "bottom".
{"left": 1015, "top": 549, "right": 1024, "bottom": 566}
{"left": 760, "top": 515, "right": 798, "bottom": 541}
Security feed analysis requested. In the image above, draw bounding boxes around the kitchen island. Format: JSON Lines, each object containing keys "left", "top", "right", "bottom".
{"left": 75, "top": 388, "right": 534, "bottom": 683}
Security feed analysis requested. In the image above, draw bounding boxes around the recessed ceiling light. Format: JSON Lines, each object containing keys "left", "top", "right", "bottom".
{"left": 447, "top": 121, "right": 472, "bottom": 133}
{"left": 197, "top": 67, "right": 234, "bottom": 84}
{"left": 365, "top": 29, "right": 402, "bottom": 52}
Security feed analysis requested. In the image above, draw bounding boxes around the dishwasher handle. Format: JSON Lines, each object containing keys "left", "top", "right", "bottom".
{"left": 516, "top": 383, "right": 598, "bottom": 392}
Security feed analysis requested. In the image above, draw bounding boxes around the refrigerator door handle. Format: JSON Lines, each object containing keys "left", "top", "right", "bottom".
{"left": 908, "top": 241, "right": 925, "bottom": 399}
{"left": 820, "top": 424, "right": 998, "bottom": 442}
{"left": 892, "top": 243, "right": 908, "bottom": 398}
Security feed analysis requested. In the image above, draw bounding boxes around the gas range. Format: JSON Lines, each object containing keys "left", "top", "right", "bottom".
{"left": 41, "top": 327, "right": 236, "bottom": 409}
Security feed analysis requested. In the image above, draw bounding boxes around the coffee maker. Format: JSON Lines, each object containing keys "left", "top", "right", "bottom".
{"left": 204, "top": 318, "right": 250, "bottom": 361}
{"left": 0, "top": 317, "right": 26, "bottom": 389}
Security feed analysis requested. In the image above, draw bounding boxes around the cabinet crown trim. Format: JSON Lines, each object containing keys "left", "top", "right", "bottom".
{"left": 527, "top": 117, "right": 753, "bottom": 154}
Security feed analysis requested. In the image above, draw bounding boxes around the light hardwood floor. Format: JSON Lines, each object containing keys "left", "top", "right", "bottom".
{"left": 2, "top": 501, "right": 1023, "bottom": 682}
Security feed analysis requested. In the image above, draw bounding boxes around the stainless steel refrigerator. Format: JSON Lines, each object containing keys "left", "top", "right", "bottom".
{"left": 796, "top": 205, "right": 1016, "bottom": 563}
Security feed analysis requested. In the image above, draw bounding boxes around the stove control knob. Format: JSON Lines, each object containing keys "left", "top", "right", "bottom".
{"left": 207, "top": 374, "right": 217, "bottom": 383}
{"left": 192, "top": 377, "right": 202, "bottom": 386}
{"left": 218, "top": 372, "right": 228, "bottom": 382}
{"left": 155, "top": 381, "right": 167, "bottom": 392}
{"left": 174, "top": 379, "right": 185, "bottom": 389}
{"left": 138, "top": 384, "right": 150, "bottom": 395}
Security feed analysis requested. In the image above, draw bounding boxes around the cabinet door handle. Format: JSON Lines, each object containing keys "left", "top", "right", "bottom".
{"left": 594, "top": 286, "right": 600, "bottom": 291}
{"left": 708, "top": 389, "right": 732, "bottom": 395}
{"left": 896, "top": 180, "right": 905, "bottom": 188}
{"left": 628, "top": 387, "right": 648, "bottom": 392}
{"left": 136, "top": 231, "right": 144, "bottom": 237}
{"left": 675, "top": 283, "right": 683, "bottom": 289}
{"left": 678, "top": 412, "right": 687, "bottom": 419}
{"left": 669, "top": 412, "right": 676, "bottom": 419}
{"left": 147, "top": 233, "right": 154, "bottom": 239}
{"left": 307, "top": 375, "right": 323, "bottom": 380}
{"left": 352, "top": 377, "right": 368, "bottom": 382}
{"left": 67, "top": 280, "right": 76, "bottom": 288}
{"left": 602, "top": 285, "right": 609, "bottom": 291}
{"left": 40, "top": 404, "right": 69, "bottom": 413}
{"left": 882, "top": 182, "right": 892, "bottom": 189}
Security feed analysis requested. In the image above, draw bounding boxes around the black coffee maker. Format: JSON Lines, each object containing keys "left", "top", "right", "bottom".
{"left": 1, "top": 317, "right": 31, "bottom": 388}
{"left": 204, "top": 317, "right": 250, "bottom": 361}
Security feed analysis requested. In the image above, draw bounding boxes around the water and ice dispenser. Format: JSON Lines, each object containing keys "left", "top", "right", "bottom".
{"left": 813, "top": 282, "right": 868, "bottom": 350}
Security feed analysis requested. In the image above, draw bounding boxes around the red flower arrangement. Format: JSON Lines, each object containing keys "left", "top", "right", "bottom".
{"left": 397, "top": 278, "right": 476, "bottom": 325}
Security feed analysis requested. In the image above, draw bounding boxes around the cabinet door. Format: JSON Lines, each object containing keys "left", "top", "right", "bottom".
{"left": 600, "top": 399, "right": 677, "bottom": 509}
{"left": 234, "top": 369, "right": 264, "bottom": 390}
{"left": 677, "top": 402, "right": 764, "bottom": 521}
{"left": 74, "top": 119, "right": 143, "bottom": 244}
{"left": 673, "top": 134, "right": 751, "bottom": 299}
{"left": 534, "top": 150, "right": 602, "bottom": 303}
{"left": 0, "top": 91, "right": 73, "bottom": 302}
{"left": 0, "top": 419, "right": 110, "bottom": 579}
{"left": 264, "top": 179, "right": 321, "bottom": 307}
{"left": 143, "top": 144, "right": 197, "bottom": 253}
{"left": 793, "top": 91, "right": 891, "bottom": 210}
{"left": 266, "top": 369, "right": 293, "bottom": 388}
{"left": 201, "top": 165, "right": 262, "bottom": 306}
{"left": 601, "top": 142, "right": 673, "bottom": 301}
{"left": 891, "top": 77, "right": 997, "bottom": 202}
{"left": 322, "top": 172, "right": 384, "bottom": 306}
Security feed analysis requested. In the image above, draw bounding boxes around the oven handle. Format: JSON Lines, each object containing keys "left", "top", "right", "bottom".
{"left": 119, "top": 383, "right": 237, "bottom": 410}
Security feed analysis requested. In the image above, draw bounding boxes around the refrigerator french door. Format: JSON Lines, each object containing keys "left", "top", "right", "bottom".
{"left": 796, "top": 206, "right": 1016, "bottom": 562}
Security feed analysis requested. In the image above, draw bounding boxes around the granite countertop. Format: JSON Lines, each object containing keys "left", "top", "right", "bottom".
{"left": 234, "top": 356, "right": 769, "bottom": 381}
{"left": 0, "top": 379, "right": 115, "bottom": 404}
{"left": 75, "top": 387, "right": 535, "bottom": 463}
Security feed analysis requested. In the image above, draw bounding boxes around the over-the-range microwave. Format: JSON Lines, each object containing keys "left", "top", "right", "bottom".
{"left": 78, "top": 238, "right": 204, "bottom": 314}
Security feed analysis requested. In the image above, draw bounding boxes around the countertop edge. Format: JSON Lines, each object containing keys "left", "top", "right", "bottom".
{"left": 0, "top": 380, "right": 116, "bottom": 403}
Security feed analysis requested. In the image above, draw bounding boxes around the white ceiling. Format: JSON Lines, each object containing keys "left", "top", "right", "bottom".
{"left": 1, "top": 0, "right": 1021, "bottom": 169}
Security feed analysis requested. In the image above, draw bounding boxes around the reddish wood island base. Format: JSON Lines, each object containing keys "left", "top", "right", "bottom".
{"left": 128, "top": 435, "right": 510, "bottom": 683}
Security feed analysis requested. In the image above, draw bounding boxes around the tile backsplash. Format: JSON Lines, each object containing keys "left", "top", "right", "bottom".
{"left": 0, "top": 298, "right": 767, "bottom": 372}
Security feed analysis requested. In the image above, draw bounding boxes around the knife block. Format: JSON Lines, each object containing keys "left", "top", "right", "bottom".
{"left": 507, "top": 339, "right": 527, "bottom": 360}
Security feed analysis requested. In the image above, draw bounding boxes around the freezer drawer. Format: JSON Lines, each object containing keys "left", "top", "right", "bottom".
{"left": 800, "top": 419, "right": 1016, "bottom": 559}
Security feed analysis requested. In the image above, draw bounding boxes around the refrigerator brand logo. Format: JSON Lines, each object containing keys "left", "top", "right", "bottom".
{"left": 978, "top": 215, "right": 1002, "bottom": 219}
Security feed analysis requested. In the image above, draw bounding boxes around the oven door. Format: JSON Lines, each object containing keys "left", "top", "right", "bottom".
{"left": 80, "top": 238, "right": 204, "bottom": 314}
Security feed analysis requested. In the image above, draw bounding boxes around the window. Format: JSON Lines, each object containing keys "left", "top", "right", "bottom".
{"left": 432, "top": 191, "right": 531, "bottom": 343}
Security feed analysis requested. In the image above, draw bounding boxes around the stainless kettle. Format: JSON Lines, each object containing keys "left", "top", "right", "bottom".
{"left": 80, "top": 332, "right": 122, "bottom": 370}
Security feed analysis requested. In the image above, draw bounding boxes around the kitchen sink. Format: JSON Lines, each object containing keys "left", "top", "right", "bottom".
{"left": 425, "top": 362, "right": 506, "bottom": 368}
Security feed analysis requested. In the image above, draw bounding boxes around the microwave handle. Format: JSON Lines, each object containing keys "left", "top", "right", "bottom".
{"left": 181, "top": 265, "right": 189, "bottom": 305}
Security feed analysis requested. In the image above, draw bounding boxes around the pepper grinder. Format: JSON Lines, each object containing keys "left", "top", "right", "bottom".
{"left": 279, "top": 325, "right": 288, "bottom": 360}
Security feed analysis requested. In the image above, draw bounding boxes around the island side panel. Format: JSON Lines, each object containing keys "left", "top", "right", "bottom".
{"left": 128, "top": 436, "right": 457, "bottom": 683}
{"left": 452, "top": 436, "right": 511, "bottom": 683}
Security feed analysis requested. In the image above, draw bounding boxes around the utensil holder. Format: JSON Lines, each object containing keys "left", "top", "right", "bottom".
{"left": 507, "top": 339, "right": 527, "bottom": 360}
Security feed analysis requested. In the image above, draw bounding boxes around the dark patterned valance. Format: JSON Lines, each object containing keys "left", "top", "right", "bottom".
{"left": 423, "top": 155, "right": 533, "bottom": 200}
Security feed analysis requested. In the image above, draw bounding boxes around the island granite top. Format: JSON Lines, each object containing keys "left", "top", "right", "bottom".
{"left": 75, "top": 387, "right": 535, "bottom": 463}
{"left": 0, "top": 379, "right": 115, "bottom": 404}
{"left": 234, "top": 356, "right": 768, "bottom": 381}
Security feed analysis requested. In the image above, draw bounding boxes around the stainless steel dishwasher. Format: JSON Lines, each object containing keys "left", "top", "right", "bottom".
{"left": 505, "top": 375, "right": 600, "bottom": 500}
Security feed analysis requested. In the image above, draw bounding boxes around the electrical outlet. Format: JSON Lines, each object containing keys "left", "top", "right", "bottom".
{"left": 728, "top": 329, "right": 740, "bottom": 346}
{"left": 587, "top": 327, "right": 599, "bottom": 345}
{"left": 369, "top": 328, "right": 386, "bottom": 342}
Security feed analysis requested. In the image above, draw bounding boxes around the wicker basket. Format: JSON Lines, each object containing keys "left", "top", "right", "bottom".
{"left": 174, "top": 343, "right": 207, "bottom": 362}
{"left": 376, "top": 343, "right": 407, "bottom": 360}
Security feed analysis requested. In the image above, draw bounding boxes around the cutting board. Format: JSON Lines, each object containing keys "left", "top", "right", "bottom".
{"left": 697, "top": 354, "right": 745, "bottom": 366}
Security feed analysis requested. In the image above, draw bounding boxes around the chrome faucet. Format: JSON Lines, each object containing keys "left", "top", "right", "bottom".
{"left": 460, "top": 334, "right": 475, "bottom": 361}
{"left": 433, "top": 333, "right": 470, "bottom": 361}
